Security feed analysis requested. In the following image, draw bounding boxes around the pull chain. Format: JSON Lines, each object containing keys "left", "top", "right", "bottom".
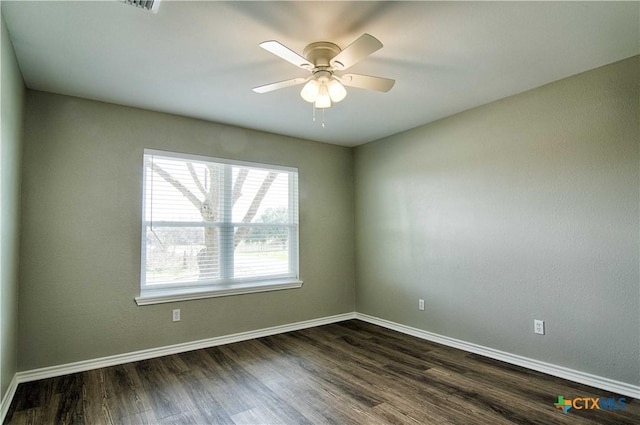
{"left": 310, "top": 104, "right": 326, "bottom": 128}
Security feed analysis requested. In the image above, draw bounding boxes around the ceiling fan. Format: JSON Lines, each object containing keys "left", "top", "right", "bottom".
{"left": 253, "top": 34, "right": 395, "bottom": 109}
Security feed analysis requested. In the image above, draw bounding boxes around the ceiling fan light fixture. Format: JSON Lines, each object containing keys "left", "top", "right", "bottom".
{"left": 255, "top": 33, "right": 393, "bottom": 116}
{"left": 300, "top": 79, "right": 320, "bottom": 103}
{"left": 314, "top": 84, "right": 332, "bottom": 109}
{"left": 327, "top": 78, "right": 347, "bottom": 103}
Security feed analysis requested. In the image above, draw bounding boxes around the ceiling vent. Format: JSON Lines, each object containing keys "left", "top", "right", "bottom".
{"left": 121, "top": 0, "right": 161, "bottom": 13}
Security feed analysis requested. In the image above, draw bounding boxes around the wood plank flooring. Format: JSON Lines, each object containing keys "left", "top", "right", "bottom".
{"left": 4, "top": 320, "right": 639, "bottom": 424}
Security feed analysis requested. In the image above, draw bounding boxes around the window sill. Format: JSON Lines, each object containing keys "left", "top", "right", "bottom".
{"left": 135, "top": 279, "right": 303, "bottom": 305}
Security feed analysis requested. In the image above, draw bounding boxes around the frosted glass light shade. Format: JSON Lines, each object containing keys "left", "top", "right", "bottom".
{"left": 300, "top": 80, "right": 320, "bottom": 103}
{"left": 314, "top": 84, "right": 332, "bottom": 108}
{"left": 327, "top": 79, "right": 347, "bottom": 102}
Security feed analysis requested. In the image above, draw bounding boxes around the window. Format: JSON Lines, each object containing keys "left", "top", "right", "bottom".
{"left": 136, "top": 149, "right": 301, "bottom": 305}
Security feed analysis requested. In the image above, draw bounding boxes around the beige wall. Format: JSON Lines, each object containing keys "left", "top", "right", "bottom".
{"left": 354, "top": 57, "right": 639, "bottom": 385}
{"left": 18, "top": 91, "right": 355, "bottom": 370}
{"left": 0, "top": 10, "right": 25, "bottom": 399}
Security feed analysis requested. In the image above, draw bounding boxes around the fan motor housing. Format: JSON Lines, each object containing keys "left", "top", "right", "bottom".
{"left": 303, "top": 42, "right": 341, "bottom": 68}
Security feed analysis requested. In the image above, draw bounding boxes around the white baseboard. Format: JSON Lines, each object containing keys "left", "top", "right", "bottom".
{"left": 0, "top": 374, "right": 18, "bottom": 423}
{"left": 16, "top": 312, "right": 355, "bottom": 384}
{"left": 356, "top": 312, "right": 640, "bottom": 400}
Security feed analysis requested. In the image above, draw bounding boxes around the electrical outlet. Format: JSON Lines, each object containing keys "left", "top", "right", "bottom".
{"left": 534, "top": 319, "right": 544, "bottom": 335}
{"left": 172, "top": 309, "right": 181, "bottom": 322}
{"left": 418, "top": 299, "right": 425, "bottom": 311}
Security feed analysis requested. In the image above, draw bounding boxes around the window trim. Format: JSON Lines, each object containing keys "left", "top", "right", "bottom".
{"left": 135, "top": 278, "right": 303, "bottom": 305}
{"left": 136, "top": 149, "right": 302, "bottom": 305}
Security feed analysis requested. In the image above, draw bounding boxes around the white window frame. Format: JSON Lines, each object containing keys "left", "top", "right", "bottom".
{"left": 135, "top": 149, "right": 302, "bottom": 305}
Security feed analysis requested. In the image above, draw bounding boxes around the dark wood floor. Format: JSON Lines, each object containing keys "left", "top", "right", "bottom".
{"left": 4, "top": 320, "right": 639, "bottom": 424}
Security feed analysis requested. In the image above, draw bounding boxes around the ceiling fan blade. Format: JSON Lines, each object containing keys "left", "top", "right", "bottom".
{"left": 259, "top": 41, "right": 313, "bottom": 70}
{"left": 252, "top": 77, "right": 308, "bottom": 94}
{"left": 330, "top": 34, "right": 383, "bottom": 70}
{"left": 340, "top": 74, "right": 395, "bottom": 92}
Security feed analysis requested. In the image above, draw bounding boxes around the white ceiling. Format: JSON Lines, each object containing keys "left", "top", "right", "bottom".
{"left": 3, "top": 1, "right": 639, "bottom": 147}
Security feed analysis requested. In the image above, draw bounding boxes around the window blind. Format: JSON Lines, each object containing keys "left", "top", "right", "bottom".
{"left": 141, "top": 150, "right": 299, "bottom": 294}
